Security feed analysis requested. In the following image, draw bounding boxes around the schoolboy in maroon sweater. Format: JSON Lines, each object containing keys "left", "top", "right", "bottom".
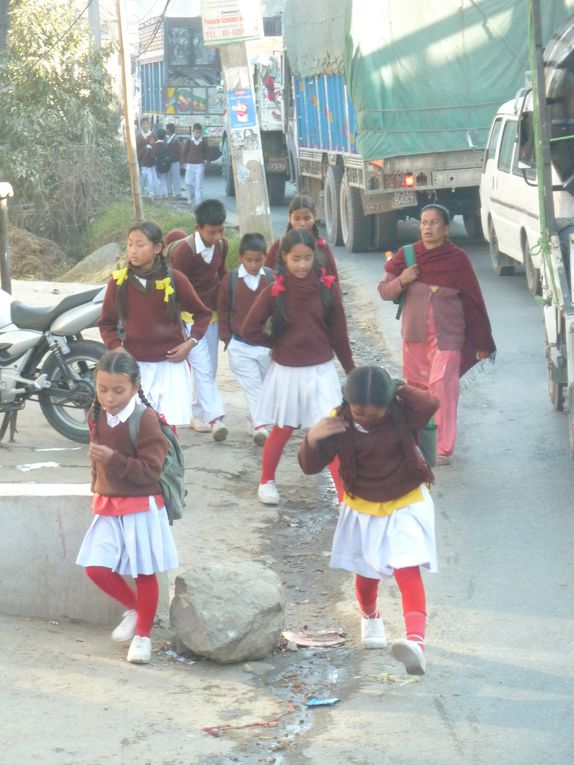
{"left": 168, "top": 199, "right": 230, "bottom": 440}
{"left": 218, "top": 233, "right": 275, "bottom": 444}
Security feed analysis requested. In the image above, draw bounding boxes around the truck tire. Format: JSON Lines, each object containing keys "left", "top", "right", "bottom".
{"left": 522, "top": 234, "right": 540, "bottom": 296}
{"left": 463, "top": 212, "right": 484, "bottom": 241}
{"left": 488, "top": 220, "right": 515, "bottom": 276}
{"left": 545, "top": 325, "right": 566, "bottom": 411}
{"left": 222, "top": 137, "right": 235, "bottom": 197}
{"left": 372, "top": 212, "right": 398, "bottom": 251}
{"left": 267, "top": 173, "right": 286, "bottom": 206}
{"left": 340, "top": 172, "right": 372, "bottom": 252}
{"left": 324, "top": 166, "right": 344, "bottom": 245}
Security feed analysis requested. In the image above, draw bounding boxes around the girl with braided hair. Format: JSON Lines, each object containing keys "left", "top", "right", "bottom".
{"left": 241, "top": 228, "right": 355, "bottom": 506}
{"left": 98, "top": 221, "right": 211, "bottom": 425}
{"left": 76, "top": 350, "right": 178, "bottom": 665}
{"left": 299, "top": 365, "right": 439, "bottom": 676}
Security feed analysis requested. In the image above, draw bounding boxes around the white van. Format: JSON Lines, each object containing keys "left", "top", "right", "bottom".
{"left": 479, "top": 94, "right": 574, "bottom": 295}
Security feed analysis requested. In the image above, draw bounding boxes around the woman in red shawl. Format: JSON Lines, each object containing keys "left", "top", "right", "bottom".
{"left": 378, "top": 205, "right": 495, "bottom": 465}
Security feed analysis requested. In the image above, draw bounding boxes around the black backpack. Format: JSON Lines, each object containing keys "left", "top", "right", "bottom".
{"left": 155, "top": 143, "right": 172, "bottom": 174}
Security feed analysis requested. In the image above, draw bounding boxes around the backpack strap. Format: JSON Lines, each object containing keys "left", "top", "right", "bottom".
{"left": 395, "top": 243, "right": 416, "bottom": 320}
{"left": 229, "top": 266, "right": 275, "bottom": 315}
{"left": 127, "top": 403, "right": 146, "bottom": 448}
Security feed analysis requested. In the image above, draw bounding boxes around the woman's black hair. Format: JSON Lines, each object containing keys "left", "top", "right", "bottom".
{"left": 286, "top": 194, "right": 320, "bottom": 239}
{"left": 270, "top": 228, "right": 334, "bottom": 336}
{"left": 117, "top": 221, "right": 179, "bottom": 322}
{"left": 420, "top": 203, "right": 450, "bottom": 225}
{"left": 342, "top": 366, "right": 398, "bottom": 409}
{"left": 91, "top": 350, "right": 153, "bottom": 442}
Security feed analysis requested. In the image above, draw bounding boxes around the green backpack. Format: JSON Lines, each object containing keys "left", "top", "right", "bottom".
{"left": 128, "top": 404, "right": 186, "bottom": 525}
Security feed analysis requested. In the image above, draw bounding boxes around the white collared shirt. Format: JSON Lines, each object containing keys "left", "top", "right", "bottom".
{"left": 195, "top": 230, "right": 215, "bottom": 265}
{"left": 105, "top": 395, "right": 137, "bottom": 428}
{"left": 238, "top": 263, "right": 265, "bottom": 291}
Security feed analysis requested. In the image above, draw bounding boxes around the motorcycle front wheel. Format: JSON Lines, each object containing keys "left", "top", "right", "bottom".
{"left": 39, "top": 339, "right": 105, "bottom": 443}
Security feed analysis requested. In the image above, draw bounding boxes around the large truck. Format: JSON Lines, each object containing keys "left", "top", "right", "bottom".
{"left": 220, "top": 36, "right": 289, "bottom": 206}
{"left": 283, "top": 0, "right": 574, "bottom": 252}
{"left": 138, "top": 16, "right": 224, "bottom": 157}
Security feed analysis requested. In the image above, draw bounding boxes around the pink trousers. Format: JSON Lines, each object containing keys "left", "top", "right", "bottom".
{"left": 403, "top": 316, "right": 461, "bottom": 457}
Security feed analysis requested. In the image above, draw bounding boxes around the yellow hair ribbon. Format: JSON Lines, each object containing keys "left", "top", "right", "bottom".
{"left": 112, "top": 267, "right": 128, "bottom": 286}
{"left": 155, "top": 276, "right": 175, "bottom": 303}
{"left": 180, "top": 311, "right": 193, "bottom": 323}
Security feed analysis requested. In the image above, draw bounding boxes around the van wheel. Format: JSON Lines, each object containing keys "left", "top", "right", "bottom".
{"left": 523, "top": 235, "right": 541, "bottom": 296}
{"left": 488, "top": 221, "right": 515, "bottom": 276}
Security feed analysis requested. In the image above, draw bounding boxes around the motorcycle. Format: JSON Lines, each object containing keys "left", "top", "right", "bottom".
{"left": 0, "top": 286, "right": 106, "bottom": 443}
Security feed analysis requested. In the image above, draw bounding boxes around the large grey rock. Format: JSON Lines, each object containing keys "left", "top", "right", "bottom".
{"left": 170, "top": 561, "right": 286, "bottom": 664}
{"left": 60, "top": 242, "right": 121, "bottom": 283}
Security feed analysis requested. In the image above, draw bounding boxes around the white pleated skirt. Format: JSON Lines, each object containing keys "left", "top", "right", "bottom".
{"left": 138, "top": 359, "right": 193, "bottom": 426}
{"left": 255, "top": 359, "right": 343, "bottom": 428}
{"left": 76, "top": 496, "right": 179, "bottom": 578}
{"left": 330, "top": 483, "right": 437, "bottom": 579}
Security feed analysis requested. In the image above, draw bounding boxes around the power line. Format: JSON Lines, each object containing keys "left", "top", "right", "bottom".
{"left": 40, "top": 0, "right": 95, "bottom": 60}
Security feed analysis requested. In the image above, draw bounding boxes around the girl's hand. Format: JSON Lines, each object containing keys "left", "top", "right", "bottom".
{"left": 88, "top": 443, "right": 114, "bottom": 464}
{"left": 307, "top": 416, "right": 348, "bottom": 448}
{"left": 166, "top": 338, "right": 196, "bottom": 363}
{"left": 399, "top": 265, "right": 419, "bottom": 286}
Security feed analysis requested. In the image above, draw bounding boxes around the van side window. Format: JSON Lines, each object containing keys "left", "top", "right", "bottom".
{"left": 498, "top": 120, "right": 517, "bottom": 174}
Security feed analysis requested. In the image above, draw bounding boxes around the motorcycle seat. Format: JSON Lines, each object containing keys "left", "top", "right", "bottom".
{"left": 11, "top": 287, "right": 103, "bottom": 331}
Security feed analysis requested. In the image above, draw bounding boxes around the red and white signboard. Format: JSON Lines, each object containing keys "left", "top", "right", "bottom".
{"left": 200, "top": 0, "right": 263, "bottom": 46}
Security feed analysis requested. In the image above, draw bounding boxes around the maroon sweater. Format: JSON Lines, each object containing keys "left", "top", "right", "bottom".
{"left": 183, "top": 138, "right": 208, "bottom": 164}
{"left": 91, "top": 407, "right": 167, "bottom": 497}
{"left": 98, "top": 268, "right": 211, "bottom": 362}
{"left": 265, "top": 237, "right": 339, "bottom": 279}
{"left": 299, "top": 386, "right": 438, "bottom": 501}
{"left": 218, "top": 270, "right": 274, "bottom": 344}
{"left": 167, "top": 135, "right": 182, "bottom": 161}
{"left": 170, "top": 238, "right": 228, "bottom": 311}
{"left": 240, "top": 270, "right": 354, "bottom": 372}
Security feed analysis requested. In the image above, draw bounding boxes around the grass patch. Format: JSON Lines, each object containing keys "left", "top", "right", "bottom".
{"left": 80, "top": 198, "right": 239, "bottom": 269}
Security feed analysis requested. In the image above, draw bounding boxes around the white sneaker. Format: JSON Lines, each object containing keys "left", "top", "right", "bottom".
{"left": 127, "top": 635, "right": 152, "bottom": 664}
{"left": 360, "top": 616, "right": 387, "bottom": 649}
{"left": 258, "top": 481, "right": 280, "bottom": 505}
{"left": 211, "top": 419, "right": 229, "bottom": 442}
{"left": 391, "top": 638, "right": 426, "bottom": 675}
{"left": 111, "top": 609, "right": 137, "bottom": 642}
{"left": 191, "top": 417, "right": 211, "bottom": 433}
{"left": 253, "top": 427, "right": 269, "bottom": 446}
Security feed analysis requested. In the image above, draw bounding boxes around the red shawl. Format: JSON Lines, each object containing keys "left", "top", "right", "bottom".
{"left": 385, "top": 239, "right": 496, "bottom": 376}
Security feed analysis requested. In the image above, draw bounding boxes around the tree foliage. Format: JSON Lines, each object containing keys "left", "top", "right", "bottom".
{"left": 0, "top": 0, "right": 129, "bottom": 251}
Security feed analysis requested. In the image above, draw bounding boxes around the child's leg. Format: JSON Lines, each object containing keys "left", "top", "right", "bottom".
{"left": 394, "top": 565, "right": 426, "bottom": 648}
{"left": 355, "top": 574, "right": 380, "bottom": 618}
{"left": 189, "top": 335, "right": 225, "bottom": 422}
{"left": 134, "top": 573, "right": 159, "bottom": 638}
{"left": 228, "top": 341, "right": 263, "bottom": 423}
{"left": 260, "top": 425, "right": 294, "bottom": 483}
{"left": 195, "top": 163, "right": 205, "bottom": 205}
{"left": 86, "top": 566, "right": 136, "bottom": 610}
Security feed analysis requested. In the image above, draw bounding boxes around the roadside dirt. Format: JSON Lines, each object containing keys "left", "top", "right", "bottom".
{"left": 0, "top": 272, "right": 397, "bottom": 765}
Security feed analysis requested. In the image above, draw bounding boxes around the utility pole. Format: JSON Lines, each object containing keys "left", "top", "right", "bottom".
{"left": 0, "top": 182, "right": 13, "bottom": 294}
{"left": 116, "top": 0, "right": 144, "bottom": 222}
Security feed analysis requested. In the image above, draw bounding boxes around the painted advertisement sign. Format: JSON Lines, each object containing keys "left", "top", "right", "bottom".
{"left": 200, "top": 0, "right": 263, "bottom": 45}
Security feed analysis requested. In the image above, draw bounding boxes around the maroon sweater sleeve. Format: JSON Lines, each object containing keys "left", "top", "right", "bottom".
{"left": 172, "top": 269, "right": 211, "bottom": 341}
{"left": 98, "top": 278, "right": 122, "bottom": 350}
{"left": 319, "top": 242, "right": 339, "bottom": 279}
{"left": 217, "top": 271, "right": 233, "bottom": 345}
{"left": 239, "top": 286, "right": 274, "bottom": 348}
{"left": 106, "top": 408, "right": 167, "bottom": 487}
{"left": 264, "top": 239, "right": 281, "bottom": 270}
{"left": 329, "top": 284, "right": 355, "bottom": 373}
{"left": 298, "top": 432, "right": 339, "bottom": 475}
{"left": 396, "top": 385, "right": 439, "bottom": 429}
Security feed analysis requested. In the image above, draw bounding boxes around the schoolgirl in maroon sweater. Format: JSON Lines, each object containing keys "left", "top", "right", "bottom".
{"left": 241, "top": 228, "right": 355, "bottom": 506}
{"left": 98, "top": 221, "right": 211, "bottom": 426}
{"left": 265, "top": 195, "right": 339, "bottom": 278}
{"left": 299, "top": 366, "right": 439, "bottom": 676}
{"left": 76, "top": 350, "right": 178, "bottom": 665}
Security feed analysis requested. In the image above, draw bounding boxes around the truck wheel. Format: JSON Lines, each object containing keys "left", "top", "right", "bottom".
{"left": 463, "top": 212, "right": 484, "bottom": 241}
{"left": 372, "top": 212, "right": 398, "bottom": 251}
{"left": 340, "top": 172, "right": 372, "bottom": 252}
{"left": 222, "top": 137, "right": 235, "bottom": 197}
{"left": 488, "top": 220, "right": 515, "bottom": 276}
{"left": 522, "top": 234, "right": 541, "bottom": 296}
{"left": 267, "top": 173, "right": 286, "bottom": 206}
{"left": 324, "top": 166, "right": 344, "bottom": 245}
{"left": 545, "top": 326, "right": 566, "bottom": 411}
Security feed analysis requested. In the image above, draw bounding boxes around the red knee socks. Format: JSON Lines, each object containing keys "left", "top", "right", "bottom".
{"left": 355, "top": 574, "right": 380, "bottom": 618}
{"left": 135, "top": 573, "right": 159, "bottom": 638}
{"left": 394, "top": 566, "right": 426, "bottom": 648}
{"left": 85, "top": 567, "right": 158, "bottom": 638}
{"left": 260, "top": 425, "right": 294, "bottom": 484}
